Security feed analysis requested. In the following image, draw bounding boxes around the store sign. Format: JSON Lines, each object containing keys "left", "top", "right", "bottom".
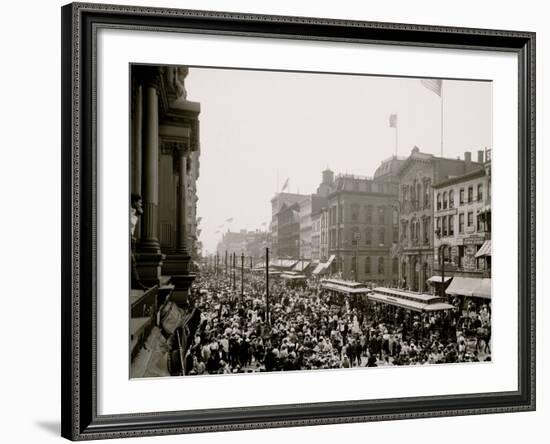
{"left": 463, "top": 235, "right": 485, "bottom": 245}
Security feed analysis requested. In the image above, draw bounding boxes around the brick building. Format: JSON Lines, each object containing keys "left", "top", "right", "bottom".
{"left": 432, "top": 149, "right": 492, "bottom": 283}
{"left": 397, "top": 146, "right": 484, "bottom": 293}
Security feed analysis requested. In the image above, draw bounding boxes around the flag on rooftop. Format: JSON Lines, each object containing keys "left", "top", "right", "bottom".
{"left": 281, "top": 178, "right": 289, "bottom": 191}
{"left": 421, "top": 78, "right": 442, "bottom": 96}
{"left": 226, "top": 217, "right": 233, "bottom": 223}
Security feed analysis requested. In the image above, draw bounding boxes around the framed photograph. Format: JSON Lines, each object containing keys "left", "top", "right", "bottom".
{"left": 61, "top": 2, "right": 536, "bottom": 440}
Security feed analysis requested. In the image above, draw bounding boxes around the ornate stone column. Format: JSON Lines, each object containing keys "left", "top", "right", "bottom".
{"left": 136, "top": 70, "right": 164, "bottom": 286}
{"left": 167, "top": 145, "right": 196, "bottom": 306}
{"left": 176, "top": 149, "right": 189, "bottom": 255}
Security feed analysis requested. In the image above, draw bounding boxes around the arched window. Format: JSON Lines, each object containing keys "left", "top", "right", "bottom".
{"left": 437, "top": 193, "right": 442, "bottom": 210}
{"left": 443, "top": 191, "right": 448, "bottom": 209}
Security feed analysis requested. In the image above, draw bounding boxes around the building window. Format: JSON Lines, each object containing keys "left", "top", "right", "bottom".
{"left": 351, "top": 227, "right": 360, "bottom": 246}
{"left": 365, "top": 227, "right": 372, "bottom": 246}
{"left": 443, "top": 191, "right": 448, "bottom": 209}
{"left": 449, "top": 214, "right": 454, "bottom": 236}
{"left": 423, "top": 180, "right": 431, "bottom": 209}
{"left": 449, "top": 190, "right": 454, "bottom": 208}
{"left": 467, "top": 211, "right": 473, "bottom": 227}
{"left": 437, "top": 193, "right": 442, "bottom": 210}
{"left": 468, "top": 186, "right": 473, "bottom": 203}
{"left": 442, "top": 215, "right": 447, "bottom": 237}
{"left": 392, "top": 208, "right": 398, "bottom": 225}
{"left": 436, "top": 217, "right": 441, "bottom": 236}
{"left": 379, "top": 228, "right": 385, "bottom": 246}
{"left": 365, "top": 205, "right": 372, "bottom": 224}
{"left": 351, "top": 204, "right": 359, "bottom": 222}
{"left": 393, "top": 257, "right": 399, "bottom": 274}
{"left": 459, "top": 213, "right": 465, "bottom": 233}
{"left": 477, "top": 183, "right": 483, "bottom": 201}
{"left": 365, "top": 257, "right": 371, "bottom": 274}
{"left": 378, "top": 206, "right": 385, "bottom": 224}
{"left": 477, "top": 214, "right": 484, "bottom": 232}
{"left": 423, "top": 217, "right": 430, "bottom": 244}
{"left": 460, "top": 188, "right": 465, "bottom": 205}
{"left": 378, "top": 257, "right": 385, "bottom": 275}
{"left": 393, "top": 228, "right": 399, "bottom": 243}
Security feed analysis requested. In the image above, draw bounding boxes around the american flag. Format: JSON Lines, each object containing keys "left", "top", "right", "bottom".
{"left": 389, "top": 113, "right": 398, "bottom": 128}
{"left": 281, "top": 178, "right": 289, "bottom": 191}
{"left": 421, "top": 78, "right": 442, "bottom": 96}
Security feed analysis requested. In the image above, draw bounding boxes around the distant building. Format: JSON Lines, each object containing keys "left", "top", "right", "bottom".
{"left": 276, "top": 202, "right": 301, "bottom": 258}
{"left": 299, "top": 194, "right": 329, "bottom": 260}
{"left": 397, "top": 146, "right": 484, "bottom": 293}
{"left": 216, "top": 230, "right": 248, "bottom": 256}
{"left": 270, "top": 192, "right": 307, "bottom": 257}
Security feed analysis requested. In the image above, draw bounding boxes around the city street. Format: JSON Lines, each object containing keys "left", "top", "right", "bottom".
{"left": 172, "top": 265, "right": 491, "bottom": 376}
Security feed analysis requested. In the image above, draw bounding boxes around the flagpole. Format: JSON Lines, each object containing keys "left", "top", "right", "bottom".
{"left": 440, "top": 83, "right": 444, "bottom": 157}
{"left": 395, "top": 114, "right": 399, "bottom": 156}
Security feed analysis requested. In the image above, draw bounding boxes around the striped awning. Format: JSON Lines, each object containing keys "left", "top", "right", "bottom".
{"left": 475, "top": 240, "right": 491, "bottom": 258}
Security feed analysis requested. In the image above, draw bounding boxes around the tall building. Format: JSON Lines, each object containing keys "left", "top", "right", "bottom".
{"left": 397, "top": 146, "right": 484, "bottom": 292}
{"left": 299, "top": 194, "right": 329, "bottom": 260}
{"left": 276, "top": 202, "right": 301, "bottom": 258}
{"left": 270, "top": 192, "right": 307, "bottom": 257}
{"left": 130, "top": 65, "right": 200, "bottom": 298}
{"left": 432, "top": 149, "right": 492, "bottom": 281}
{"left": 326, "top": 157, "right": 403, "bottom": 284}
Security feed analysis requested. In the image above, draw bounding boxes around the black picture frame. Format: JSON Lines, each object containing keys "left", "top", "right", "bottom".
{"left": 61, "top": 2, "right": 536, "bottom": 440}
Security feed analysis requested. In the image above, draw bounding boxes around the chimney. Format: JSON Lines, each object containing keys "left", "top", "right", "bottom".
{"left": 464, "top": 151, "right": 471, "bottom": 171}
{"left": 477, "top": 150, "right": 484, "bottom": 163}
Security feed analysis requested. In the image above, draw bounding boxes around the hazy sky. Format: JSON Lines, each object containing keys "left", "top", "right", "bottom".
{"left": 185, "top": 68, "right": 492, "bottom": 254}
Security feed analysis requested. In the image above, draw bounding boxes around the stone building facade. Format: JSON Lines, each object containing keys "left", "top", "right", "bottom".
{"left": 397, "top": 147, "right": 484, "bottom": 293}
{"left": 130, "top": 64, "right": 201, "bottom": 301}
{"left": 326, "top": 158, "right": 402, "bottom": 285}
{"left": 432, "top": 149, "right": 492, "bottom": 278}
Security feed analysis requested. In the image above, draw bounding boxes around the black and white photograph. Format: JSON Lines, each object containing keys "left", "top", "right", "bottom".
{"left": 129, "top": 64, "right": 492, "bottom": 378}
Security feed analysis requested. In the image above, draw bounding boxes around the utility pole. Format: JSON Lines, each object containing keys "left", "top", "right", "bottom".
{"left": 265, "top": 247, "right": 270, "bottom": 326}
{"left": 241, "top": 252, "right": 244, "bottom": 298}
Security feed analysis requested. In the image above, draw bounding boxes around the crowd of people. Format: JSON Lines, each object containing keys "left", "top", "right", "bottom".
{"left": 172, "top": 269, "right": 491, "bottom": 376}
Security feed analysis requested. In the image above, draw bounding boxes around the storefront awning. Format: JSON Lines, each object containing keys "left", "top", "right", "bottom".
{"left": 312, "top": 263, "right": 327, "bottom": 275}
{"left": 475, "top": 240, "right": 492, "bottom": 258}
{"left": 472, "top": 278, "right": 491, "bottom": 299}
{"left": 312, "top": 255, "right": 336, "bottom": 275}
{"left": 446, "top": 276, "right": 491, "bottom": 298}
{"left": 292, "top": 261, "right": 310, "bottom": 272}
{"left": 281, "top": 273, "right": 307, "bottom": 280}
{"left": 427, "top": 275, "right": 452, "bottom": 284}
